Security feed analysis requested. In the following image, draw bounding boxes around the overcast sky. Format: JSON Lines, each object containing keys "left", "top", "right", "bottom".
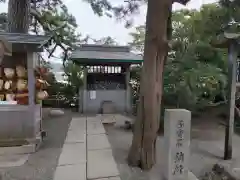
{"left": 0, "top": 0, "right": 217, "bottom": 45}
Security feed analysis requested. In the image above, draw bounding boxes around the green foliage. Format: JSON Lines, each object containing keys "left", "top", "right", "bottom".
{"left": 63, "top": 61, "right": 83, "bottom": 87}
{"left": 93, "top": 36, "right": 118, "bottom": 45}
{"left": 0, "top": 0, "right": 88, "bottom": 64}
{"left": 0, "top": 13, "right": 6, "bottom": 31}
{"left": 30, "top": 0, "right": 88, "bottom": 63}
{"left": 129, "top": 25, "right": 145, "bottom": 53}
{"left": 129, "top": 3, "right": 234, "bottom": 111}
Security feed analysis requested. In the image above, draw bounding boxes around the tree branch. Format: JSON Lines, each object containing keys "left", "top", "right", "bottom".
{"left": 173, "top": 0, "right": 191, "bottom": 5}
{"left": 30, "top": 8, "right": 72, "bottom": 63}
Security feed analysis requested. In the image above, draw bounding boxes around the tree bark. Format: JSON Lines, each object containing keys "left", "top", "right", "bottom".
{"left": 128, "top": 0, "right": 172, "bottom": 170}
{"left": 2, "top": 0, "right": 30, "bottom": 68}
{"left": 7, "top": 0, "right": 30, "bottom": 33}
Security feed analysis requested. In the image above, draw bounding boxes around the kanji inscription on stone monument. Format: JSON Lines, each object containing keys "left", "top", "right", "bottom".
{"left": 164, "top": 109, "right": 191, "bottom": 180}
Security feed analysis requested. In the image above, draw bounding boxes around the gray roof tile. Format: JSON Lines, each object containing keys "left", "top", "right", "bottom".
{"left": 70, "top": 44, "right": 143, "bottom": 63}
{"left": 0, "top": 32, "right": 50, "bottom": 45}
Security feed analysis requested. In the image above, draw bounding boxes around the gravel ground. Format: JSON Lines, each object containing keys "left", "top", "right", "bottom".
{"left": 0, "top": 110, "right": 72, "bottom": 180}
{"left": 104, "top": 115, "right": 240, "bottom": 180}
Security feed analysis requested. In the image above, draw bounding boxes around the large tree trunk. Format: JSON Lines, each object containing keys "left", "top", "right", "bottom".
{"left": 7, "top": 0, "right": 30, "bottom": 33}
{"left": 2, "top": 0, "right": 30, "bottom": 68}
{"left": 128, "top": 0, "right": 172, "bottom": 170}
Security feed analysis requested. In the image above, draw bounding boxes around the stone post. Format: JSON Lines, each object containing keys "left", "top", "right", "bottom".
{"left": 164, "top": 109, "right": 191, "bottom": 180}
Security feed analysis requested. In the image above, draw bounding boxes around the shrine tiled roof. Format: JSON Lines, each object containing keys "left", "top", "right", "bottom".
{"left": 70, "top": 44, "right": 143, "bottom": 64}
{"left": 0, "top": 32, "right": 50, "bottom": 46}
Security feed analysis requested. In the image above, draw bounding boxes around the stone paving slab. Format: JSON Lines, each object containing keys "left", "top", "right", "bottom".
{"left": 87, "top": 134, "right": 111, "bottom": 150}
{"left": 54, "top": 164, "right": 86, "bottom": 180}
{"left": 87, "top": 116, "right": 100, "bottom": 121}
{"left": 87, "top": 117, "right": 105, "bottom": 135}
{"left": 96, "top": 176, "right": 121, "bottom": 180}
{"left": 188, "top": 171, "right": 199, "bottom": 180}
{"left": 69, "top": 117, "right": 86, "bottom": 131}
{"left": 66, "top": 130, "right": 86, "bottom": 143}
{"left": 58, "top": 143, "right": 86, "bottom": 166}
{"left": 87, "top": 149, "right": 119, "bottom": 179}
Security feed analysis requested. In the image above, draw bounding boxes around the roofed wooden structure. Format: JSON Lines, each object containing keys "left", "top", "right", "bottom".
{"left": 70, "top": 44, "right": 143, "bottom": 65}
{"left": 0, "top": 32, "right": 50, "bottom": 148}
{"left": 0, "top": 32, "right": 50, "bottom": 52}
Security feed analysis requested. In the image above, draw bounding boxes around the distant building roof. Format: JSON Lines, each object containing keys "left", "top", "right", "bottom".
{"left": 70, "top": 44, "right": 143, "bottom": 64}
{"left": 0, "top": 32, "right": 50, "bottom": 45}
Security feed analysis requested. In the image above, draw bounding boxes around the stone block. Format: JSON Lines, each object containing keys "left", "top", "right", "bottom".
{"left": 0, "top": 144, "right": 36, "bottom": 156}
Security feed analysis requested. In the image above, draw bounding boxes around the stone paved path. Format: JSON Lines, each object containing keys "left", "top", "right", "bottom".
{"left": 53, "top": 115, "right": 121, "bottom": 180}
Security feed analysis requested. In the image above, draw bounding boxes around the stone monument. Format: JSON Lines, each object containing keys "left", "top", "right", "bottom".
{"left": 164, "top": 109, "right": 191, "bottom": 180}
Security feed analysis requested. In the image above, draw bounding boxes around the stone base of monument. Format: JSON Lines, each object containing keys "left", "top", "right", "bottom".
{"left": 0, "top": 133, "right": 43, "bottom": 156}
{"left": 162, "top": 171, "right": 198, "bottom": 180}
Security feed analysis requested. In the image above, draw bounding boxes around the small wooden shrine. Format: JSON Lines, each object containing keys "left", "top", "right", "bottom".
{"left": 0, "top": 32, "right": 49, "bottom": 148}
{"left": 70, "top": 44, "right": 143, "bottom": 114}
